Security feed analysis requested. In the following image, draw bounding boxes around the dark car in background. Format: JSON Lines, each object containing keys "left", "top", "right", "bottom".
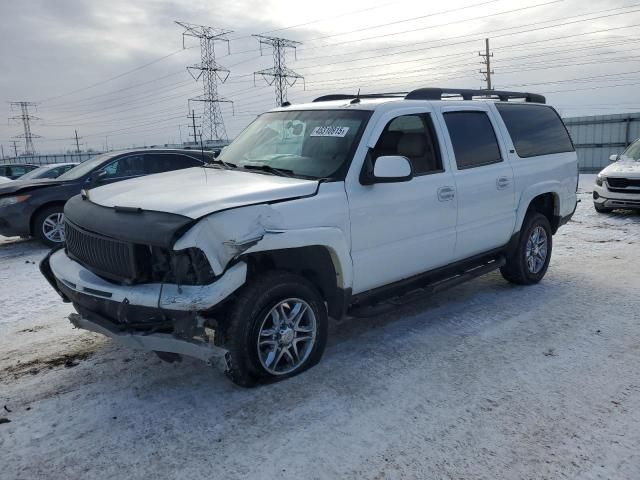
{"left": 0, "top": 163, "right": 39, "bottom": 180}
{"left": 0, "top": 149, "right": 215, "bottom": 246}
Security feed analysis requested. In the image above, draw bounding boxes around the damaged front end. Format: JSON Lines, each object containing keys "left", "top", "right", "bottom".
{"left": 39, "top": 195, "right": 255, "bottom": 366}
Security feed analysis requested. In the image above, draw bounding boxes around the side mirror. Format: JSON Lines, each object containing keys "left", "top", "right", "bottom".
{"left": 372, "top": 155, "right": 413, "bottom": 183}
{"left": 609, "top": 154, "right": 619, "bottom": 162}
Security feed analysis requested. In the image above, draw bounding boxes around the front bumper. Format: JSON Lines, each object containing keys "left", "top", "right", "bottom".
{"left": 0, "top": 202, "right": 32, "bottom": 237}
{"left": 41, "top": 248, "right": 247, "bottom": 363}
{"left": 593, "top": 183, "right": 640, "bottom": 209}
{"left": 47, "top": 248, "right": 246, "bottom": 311}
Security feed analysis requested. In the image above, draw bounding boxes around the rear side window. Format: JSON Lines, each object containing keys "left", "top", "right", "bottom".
{"left": 145, "top": 154, "right": 202, "bottom": 174}
{"left": 495, "top": 104, "right": 574, "bottom": 158}
{"left": 444, "top": 111, "right": 502, "bottom": 169}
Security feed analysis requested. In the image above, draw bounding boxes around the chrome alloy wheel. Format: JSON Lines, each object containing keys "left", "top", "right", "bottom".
{"left": 525, "top": 225, "right": 548, "bottom": 274}
{"left": 257, "top": 298, "right": 317, "bottom": 375}
{"left": 42, "top": 212, "right": 65, "bottom": 243}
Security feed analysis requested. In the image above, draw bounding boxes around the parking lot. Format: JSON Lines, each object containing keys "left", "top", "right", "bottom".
{"left": 1, "top": 174, "right": 639, "bottom": 480}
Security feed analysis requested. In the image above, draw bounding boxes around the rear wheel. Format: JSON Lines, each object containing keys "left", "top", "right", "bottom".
{"left": 221, "top": 271, "right": 328, "bottom": 387}
{"left": 500, "top": 212, "right": 552, "bottom": 285}
{"left": 34, "top": 205, "right": 66, "bottom": 247}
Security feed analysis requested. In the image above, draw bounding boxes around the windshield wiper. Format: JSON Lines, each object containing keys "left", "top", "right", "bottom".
{"left": 204, "top": 159, "right": 237, "bottom": 169}
{"left": 242, "top": 164, "right": 295, "bottom": 177}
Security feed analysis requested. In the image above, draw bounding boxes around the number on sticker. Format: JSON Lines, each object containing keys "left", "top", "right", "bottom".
{"left": 310, "top": 126, "right": 350, "bottom": 137}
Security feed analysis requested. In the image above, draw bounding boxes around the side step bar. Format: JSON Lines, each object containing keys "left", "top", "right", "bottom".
{"left": 349, "top": 255, "right": 506, "bottom": 317}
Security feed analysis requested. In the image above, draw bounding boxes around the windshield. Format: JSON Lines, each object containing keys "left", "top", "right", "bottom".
{"left": 620, "top": 140, "right": 640, "bottom": 161}
{"left": 57, "top": 153, "right": 118, "bottom": 180}
{"left": 218, "top": 109, "right": 371, "bottom": 179}
{"left": 18, "top": 166, "right": 50, "bottom": 180}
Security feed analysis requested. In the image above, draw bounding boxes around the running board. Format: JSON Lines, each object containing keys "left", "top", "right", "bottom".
{"left": 349, "top": 255, "right": 506, "bottom": 318}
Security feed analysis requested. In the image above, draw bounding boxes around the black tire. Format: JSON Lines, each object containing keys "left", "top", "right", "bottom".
{"left": 500, "top": 212, "right": 552, "bottom": 285}
{"left": 33, "top": 205, "right": 66, "bottom": 247}
{"left": 221, "top": 271, "right": 328, "bottom": 387}
{"left": 594, "top": 203, "right": 613, "bottom": 213}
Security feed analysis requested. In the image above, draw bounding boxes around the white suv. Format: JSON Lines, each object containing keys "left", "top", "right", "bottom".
{"left": 41, "top": 88, "right": 578, "bottom": 386}
{"left": 593, "top": 138, "right": 640, "bottom": 212}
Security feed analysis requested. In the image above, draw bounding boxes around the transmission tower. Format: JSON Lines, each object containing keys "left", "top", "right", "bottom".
{"left": 176, "top": 21, "right": 233, "bottom": 143}
{"left": 253, "top": 35, "right": 304, "bottom": 106}
{"left": 9, "top": 101, "right": 41, "bottom": 155}
{"left": 479, "top": 38, "right": 494, "bottom": 91}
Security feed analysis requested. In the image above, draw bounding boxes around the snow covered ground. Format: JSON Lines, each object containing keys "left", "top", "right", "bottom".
{"left": 1, "top": 175, "right": 639, "bottom": 480}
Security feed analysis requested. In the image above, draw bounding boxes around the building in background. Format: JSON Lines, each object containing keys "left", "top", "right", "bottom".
{"left": 563, "top": 112, "right": 640, "bottom": 173}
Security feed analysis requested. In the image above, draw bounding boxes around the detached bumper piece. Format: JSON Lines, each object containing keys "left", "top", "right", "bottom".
{"left": 69, "top": 312, "right": 228, "bottom": 368}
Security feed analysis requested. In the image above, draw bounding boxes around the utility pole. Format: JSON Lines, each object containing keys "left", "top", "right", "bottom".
{"left": 479, "top": 38, "right": 494, "bottom": 91}
{"left": 74, "top": 129, "right": 82, "bottom": 153}
{"left": 253, "top": 35, "right": 304, "bottom": 106}
{"left": 176, "top": 21, "right": 233, "bottom": 144}
{"left": 8, "top": 101, "right": 41, "bottom": 155}
{"left": 10, "top": 140, "right": 19, "bottom": 157}
{"left": 0, "top": 144, "right": 4, "bottom": 160}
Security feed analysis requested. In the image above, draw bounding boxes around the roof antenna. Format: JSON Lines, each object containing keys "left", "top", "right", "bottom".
{"left": 350, "top": 88, "right": 361, "bottom": 104}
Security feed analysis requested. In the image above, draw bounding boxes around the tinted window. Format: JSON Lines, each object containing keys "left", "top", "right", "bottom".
{"left": 145, "top": 153, "right": 202, "bottom": 174}
{"left": 444, "top": 111, "right": 502, "bottom": 169}
{"left": 373, "top": 114, "right": 442, "bottom": 174}
{"left": 9, "top": 166, "right": 30, "bottom": 177}
{"left": 101, "top": 154, "right": 145, "bottom": 179}
{"left": 495, "top": 104, "right": 574, "bottom": 158}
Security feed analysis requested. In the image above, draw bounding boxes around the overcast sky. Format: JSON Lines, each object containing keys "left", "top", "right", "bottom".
{"left": 1, "top": 0, "right": 639, "bottom": 155}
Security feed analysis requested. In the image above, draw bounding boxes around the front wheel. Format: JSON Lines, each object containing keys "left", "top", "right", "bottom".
{"left": 221, "top": 271, "right": 328, "bottom": 387}
{"left": 500, "top": 212, "right": 552, "bottom": 285}
{"left": 34, "top": 205, "right": 66, "bottom": 247}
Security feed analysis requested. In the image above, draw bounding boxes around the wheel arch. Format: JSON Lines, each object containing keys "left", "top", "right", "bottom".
{"left": 243, "top": 245, "right": 350, "bottom": 319}
{"left": 29, "top": 201, "right": 67, "bottom": 236}
{"left": 516, "top": 184, "right": 562, "bottom": 235}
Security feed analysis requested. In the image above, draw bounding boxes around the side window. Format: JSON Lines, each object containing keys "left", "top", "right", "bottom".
{"left": 444, "top": 111, "right": 502, "bottom": 169}
{"left": 145, "top": 154, "right": 202, "bottom": 174}
{"left": 100, "top": 154, "right": 145, "bottom": 179}
{"left": 9, "top": 166, "right": 28, "bottom": 177}
{"left": 495, "top": 103, "right": 574, "bottom": 158}
{"left": 372, "top": 114, "right": 442, "bottom": 174}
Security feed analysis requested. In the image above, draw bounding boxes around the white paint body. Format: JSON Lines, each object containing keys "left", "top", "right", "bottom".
{"left": 51, "top": 98, "right": 578, "bottom": 310}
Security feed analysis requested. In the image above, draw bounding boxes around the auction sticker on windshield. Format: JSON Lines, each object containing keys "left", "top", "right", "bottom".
{"left": 310, "top": 126, "right": 350, "bottom": 137}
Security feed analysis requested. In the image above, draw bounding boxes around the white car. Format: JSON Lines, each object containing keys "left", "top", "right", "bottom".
{"left": 0, "top": 176, "right": 11, "bottom": 184}
{"left": 41, "top": 88, "right": 578, "bottom": 386}
{"left": 593, "top": 139, "right": 640, "bottom": 212}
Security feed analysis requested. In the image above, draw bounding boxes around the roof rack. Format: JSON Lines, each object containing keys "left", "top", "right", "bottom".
{"left": 312, "top": 88, "right": 545, "bottom": 104}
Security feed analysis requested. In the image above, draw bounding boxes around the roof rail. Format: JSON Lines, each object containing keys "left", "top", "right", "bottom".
{"left": 312, "top": 93, "right": 407, "bottom": 102}
{"left": 405, "top": 88, "right": 545, "bottom": 103}
{"left": 312, "top": 88, "right": 545, "bottom": 104}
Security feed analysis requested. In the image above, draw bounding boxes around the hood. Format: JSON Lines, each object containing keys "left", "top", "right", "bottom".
{"left": 0, "top": 178, "right": 66, "bottom": 196}
{"left": 86, "top": 167, "right": 319, "bottom": 218}
{"left": 601, "top": 159, "right": 640, "bottom": 178}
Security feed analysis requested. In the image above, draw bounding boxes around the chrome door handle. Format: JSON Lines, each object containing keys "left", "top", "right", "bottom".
{"left": 496, "top": 176, "right": 511, "bottom": 190}
{"left": 437, "top": 186, "right": 455, "bottom": 202}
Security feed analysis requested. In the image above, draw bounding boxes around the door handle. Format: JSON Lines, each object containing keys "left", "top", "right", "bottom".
{"left": 496, "top": 176, "right": 511, "bottom": 190}
{"left": 437, "top": 186, "right": 455, "bottom": 202}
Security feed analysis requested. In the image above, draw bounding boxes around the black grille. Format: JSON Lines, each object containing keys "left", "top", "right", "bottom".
{"left": 65, "top": 221, "right": 139, "bottom": 283}
{"left": 607, "top": 177, "right": 640, "bottom": 189}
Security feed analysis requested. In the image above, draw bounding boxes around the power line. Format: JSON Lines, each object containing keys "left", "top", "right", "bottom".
{"left": 176, "top": 21, "right": 233, "bottom": 143}
{"left": 253, "top": 35, "right": 304, "bottom": 106}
